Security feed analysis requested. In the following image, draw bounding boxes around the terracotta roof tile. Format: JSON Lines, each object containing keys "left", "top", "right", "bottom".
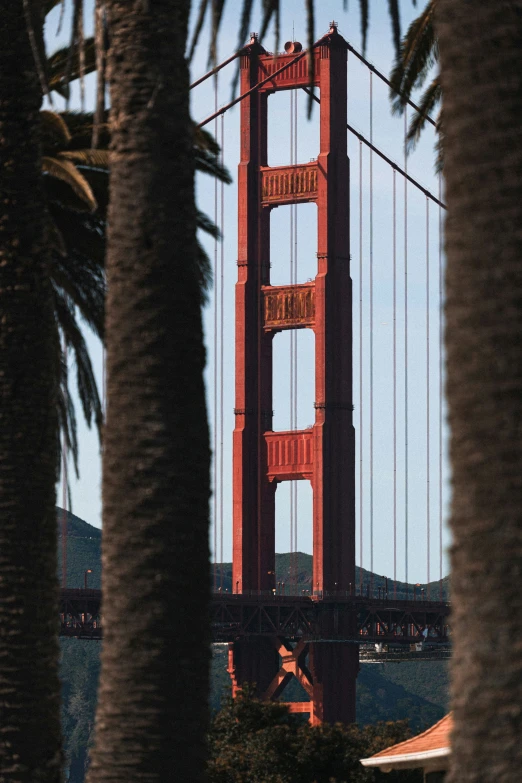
{"left": 370, "top": 713, "right": 452, "bottom": 760}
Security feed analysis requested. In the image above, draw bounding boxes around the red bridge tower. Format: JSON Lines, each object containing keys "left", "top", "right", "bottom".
{"left": 230, "top": 23, "right": 358, "bottom": 724}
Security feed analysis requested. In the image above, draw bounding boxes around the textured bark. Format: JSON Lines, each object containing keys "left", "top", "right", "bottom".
{"left": 0, "top": 5, "right": 62, "bottom": 783}
{"left": 87, "top": 2, "right": 211, "bottom": 782}
{"left": 436, "top": 3, "right": 522, "bottom": 781}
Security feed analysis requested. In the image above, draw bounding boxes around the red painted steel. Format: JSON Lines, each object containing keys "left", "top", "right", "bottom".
{"left": 261, "top": 163, "right": 318, "bottom": 205}
{"left": 265, "top": 429, "right": 313, "bottom": 481}
{"left": 232, "top": 23, "right": 358, "bottom": 724}
{"left": 262, "top": 282, "right": 315, "bottom": 331}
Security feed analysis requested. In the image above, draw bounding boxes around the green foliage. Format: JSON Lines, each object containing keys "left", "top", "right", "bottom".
{"left": 60, "top": 640, "right": 100, "bottom": 782}
{"left": 208, "top": 690, "right": 423, "bottom": 783}
{"left": 357, "top": 666, "right": 445, "bottom": 731}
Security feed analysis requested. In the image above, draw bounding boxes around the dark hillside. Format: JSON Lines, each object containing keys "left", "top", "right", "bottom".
{"left": 213, "top": 552, "right": 449, "bottom": 600}
{"left": 57, "top": 508, "right": 101, "bottom": 589}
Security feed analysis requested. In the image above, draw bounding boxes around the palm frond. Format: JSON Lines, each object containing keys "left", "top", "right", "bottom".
{"left": 387, "top": 0, "right": 401, "bottom": 58}
{"left": 197, "top": 210, "right": 221, "bottom": 240}
{"left": 24, "top": 0, "right": 51, "bottom": 101}
{"left": 194, "top": 146, "right": 231, "bottom": 183}
{"left": 188, "top": 0, "right": 210, "bottom": 62}
{"left": 406, "top": 76, "right": 441, "bottom": 152}
{"left": 64, "top": 0, "right": 84, "bottom": 106}
{"left": 230, "top": 0, "right": 254, "bottom": 98}
{"left": 43, "top": 156, "right": 97, "bottom": 212}
{"left": 359, "top": 0, "right": 369, "bottom": 55}
{"left": 41, "top": 110, "right": 72, "bottom": 150}
{"left": 45, "top": 218, "right": 67, "bottom": 258}
{"left": 209, "top": 0, "right": 226, "bottom": 67}
{"left": 51, "top": 253, "right": 105, "bottom": 339}
{"left": 259, "top": 0, "right": 280, "bottom": 54}
{"left": 57, "top": 354, "right": 80, "bottom": 479}
{"left": 54, "top": 291, "right": 103, "bottom": 439}
{"left": 59, "top": 149, "right": 109, "bottom": 167}
{"left": 193, "top": 123, "right": 220, "bottom": 156}
{"left": 389, "top": 0, "right": 437, "bottom": 115}
{"left": 49, "top": 210, "right": 105, "bottom": 324}
{"left": 60, "top": 110, "right": 110, "bottom": 151}
{"left": 44, "top": 170, "right": 100, "bottom": 213}
{"left": 196, "top": 239, "right": 213, "bottom": 305}
{"left": 434, "top": 108, "right": 444, "bottom": 173}
{"left": 77, "top": 166, "right": 109, "bottom": 214}
{"left": 47, "top": 37, "right": 96, "bottom": 97}
{"left": 49, "top": 203, "right": 105, "bottom": 269}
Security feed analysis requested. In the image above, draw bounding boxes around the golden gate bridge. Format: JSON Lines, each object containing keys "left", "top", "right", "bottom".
{"left": 59, "top": 21, "right": 450, "bottom": 725}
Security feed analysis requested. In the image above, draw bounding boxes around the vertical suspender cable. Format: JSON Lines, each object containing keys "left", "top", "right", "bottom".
{"left": 293, "top": 88, "right": 298, "bottom": 569}
{"left": 426, "top": 197, "right": 430, "bottom": 597}
{"left": 62, "top": 341, "right": 68, "bottom": 588}
{"left": 369, "top": 70, "right": 374, "bottom": 594}
{"left": 359, "top": 139, "right": 363, "bottom": 595}
{"left": 213, "top": 75, "right": 218, "bottom": 592}
{"left": 289, "top": 89, "right": 295, "bottom": 587}
{"left": 393, "top": 168, "right": 397, "bottom": 599}
{"left": 220, "top": 111, "right": 225, "bottom": 591}
{"left": 404, "top": 109, "right": 409, "bottom": 590}
{"left": 256, "top": 81, "right": 263, "bottom": 595}
{"left": 439, "top": 174, "right": 443, "bottom": 600}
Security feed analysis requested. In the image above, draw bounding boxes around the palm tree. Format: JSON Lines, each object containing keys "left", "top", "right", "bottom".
{"left": 0, "top": 5, "right": 62, "bottom": 781}
{"left": 86, "top": 1, "right": 211, "bottom": 780}
{"left": 435, "top": 2, "right": 522, "bottom": 779}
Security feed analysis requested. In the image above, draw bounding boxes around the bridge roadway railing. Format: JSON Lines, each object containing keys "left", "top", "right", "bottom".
{"left": 59, "top": 588, "right": 450, "bottom": 647}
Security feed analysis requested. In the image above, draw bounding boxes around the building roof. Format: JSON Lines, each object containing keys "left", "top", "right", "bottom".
{"left": 360, "top": 714, "right": 452, "bottom": 772}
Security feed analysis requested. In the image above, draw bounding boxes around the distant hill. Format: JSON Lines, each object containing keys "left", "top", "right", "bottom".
{"left": 57, "top": 508, "right": 450, "bottom": 781}
{"left": 213, "top": 552, "right": 450, "bottom": 601}
{"left": 57, "top": 508, "right": 101, "bottom": 590}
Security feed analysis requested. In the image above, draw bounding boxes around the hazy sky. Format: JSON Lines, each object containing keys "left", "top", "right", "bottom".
{"left": 46, "top": 0, "right": 450, "bottom": 585}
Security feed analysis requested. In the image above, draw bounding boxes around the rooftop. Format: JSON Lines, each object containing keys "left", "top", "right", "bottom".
{"left": 360, "top": 713, "right": 452, "bottom": 772}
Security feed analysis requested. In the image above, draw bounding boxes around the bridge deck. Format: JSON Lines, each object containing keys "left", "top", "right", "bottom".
{"left": 60, "top": 589, "right": 450, "bottom": 649}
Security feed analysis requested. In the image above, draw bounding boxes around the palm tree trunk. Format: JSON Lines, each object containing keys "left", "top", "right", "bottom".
{"left": 436, "top": 3, "right": 522, "bottom": 780}
{"left": 0, "top": 5, "right": 62, "bottom": 782}
{"left": 87, "top": 2, "right": 210, "bottom": 782}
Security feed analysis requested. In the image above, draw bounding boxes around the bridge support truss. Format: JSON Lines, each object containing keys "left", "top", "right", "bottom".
{"left": 232, "top": 23, "right": 358, "bottom": 723}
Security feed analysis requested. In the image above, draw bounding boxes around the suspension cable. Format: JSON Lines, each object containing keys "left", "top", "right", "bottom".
{"left": 198, "top": 47, "right": 309, "bottom": 128}
{"left": 439, "top": 175, "right": 443, "bottom": 601}
{"left": 213, "top": 75, "right": 219, "bottom": 592}
{"left": 220, "top": 111, "right": 225, "bottom": 591}
{"left": 369, "top": 70, "right": 374, "bottom": 595}
{"left": 359, "top": 138, "right": 363, "bottom": 596}
{"left": 393, "top": 167, "right": 397, "bottom": 599}
{"left": 190, "top": 50, "right": 241, "bottom": 90}
{"left": 404, "top": 109, "right": 409, "bottom": 591}
{"left": 62, "top": 340, "right": 68, "bottom": 589}
{"left": 344, "top": 41, "right": 437, "bottom": 128}
{"left": 293, "top": 87, "right": 298, "bottom": 579}
{"left": 289, "top": 88, "right": 295, "bottom": 587}
{"left": 301, "top": 88, "right": 445, "bottom": 211}
{"left": 426, "top": 197, "right": 430, "bottom": 597}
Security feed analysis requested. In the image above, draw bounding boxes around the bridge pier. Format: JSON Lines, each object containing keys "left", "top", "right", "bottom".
{"left": 228, "top": 637, "right": 359, "bottom": 724}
